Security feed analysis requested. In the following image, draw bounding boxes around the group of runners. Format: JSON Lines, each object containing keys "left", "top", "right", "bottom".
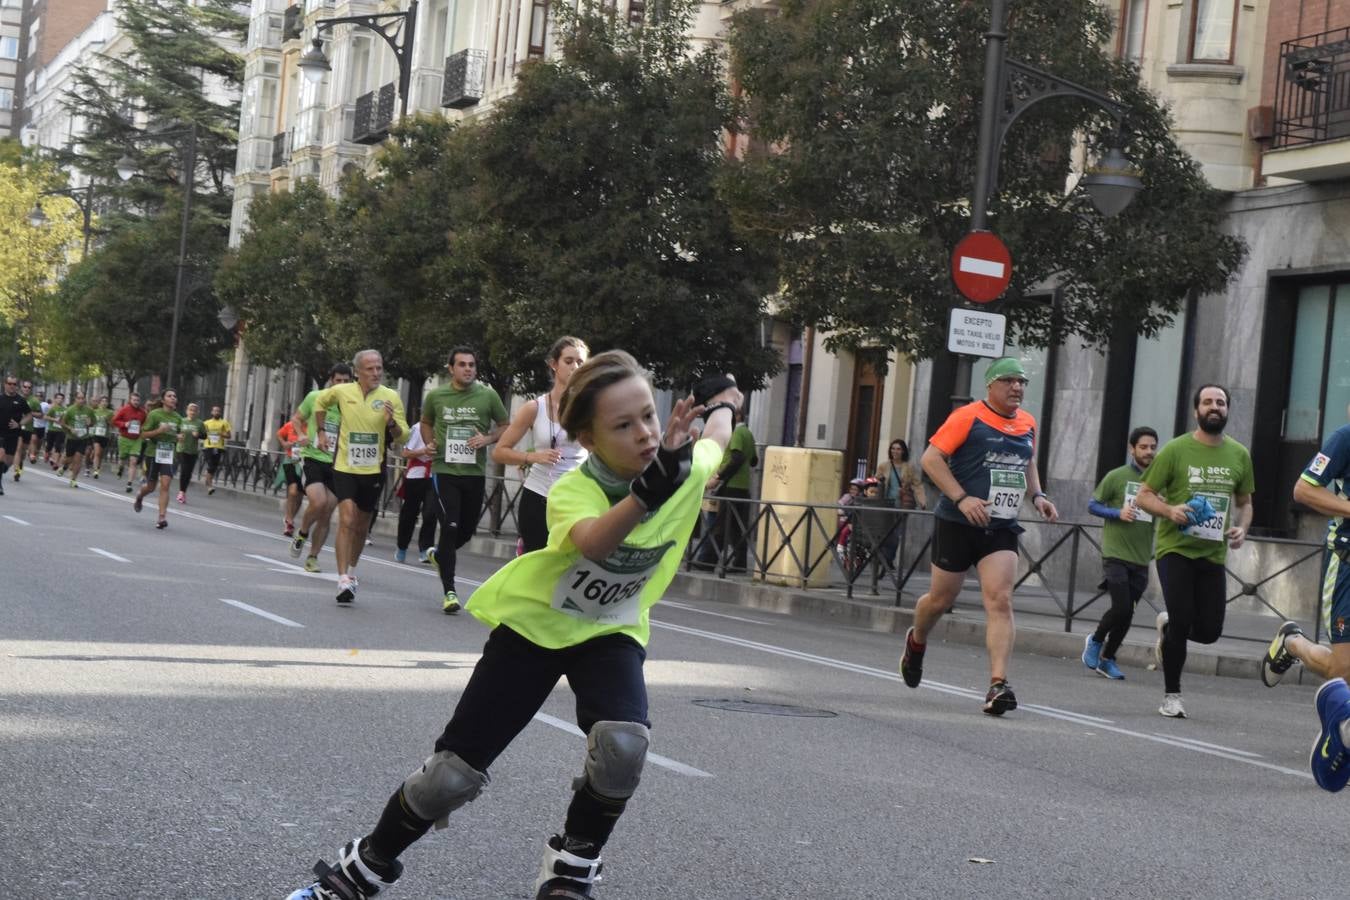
{"left": 900, "top": 357, "right": 1350, "bottom": 797}
{"left": 0, "top": 377, "right": 231, "bottom": 515}
{"left": 7, "top": 345, "right": 1350, "bottom": 900}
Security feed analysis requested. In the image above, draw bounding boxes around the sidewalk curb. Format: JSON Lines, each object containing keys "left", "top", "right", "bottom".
{"left": 211, "top": 484, "right": 1267, "bottom": 683}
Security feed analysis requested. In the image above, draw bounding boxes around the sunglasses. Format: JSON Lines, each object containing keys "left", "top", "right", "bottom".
{"left": 995, "top": 377, "right": 1029, "bottom": 386}
{"left": 4, "top": 381, "right": 16, "bottom": 386}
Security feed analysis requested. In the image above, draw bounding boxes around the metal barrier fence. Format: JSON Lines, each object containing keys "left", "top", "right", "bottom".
{"left": 199, "top": 454, "right": 1331, "bottom": 644}
{"left": 684, "top": 495, "right": 1332, "bottom": 645}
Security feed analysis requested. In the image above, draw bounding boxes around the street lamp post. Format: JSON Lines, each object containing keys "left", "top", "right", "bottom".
{"left": 28, "top": 183, "right": 96, "bottom": 259}
{"left": 953, "top": 0, "right": 1143, "bottom": 406}
{"left": 117, "top": 123, "right": 198, "bottom": 391}
{"left": 296, "top": 0, "right": 418, "bottom": 121}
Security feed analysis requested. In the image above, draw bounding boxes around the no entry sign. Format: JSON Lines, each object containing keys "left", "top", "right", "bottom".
{"left": 951, "top": 231, "right": 1012, "bottom": 303}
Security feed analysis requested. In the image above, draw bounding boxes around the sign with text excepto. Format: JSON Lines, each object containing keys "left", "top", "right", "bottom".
{"left": 951, "top": 230, "right": 1012, "bottom": 303}
{"left": 947, "top": 308, "right": 1007, "bottom": 359}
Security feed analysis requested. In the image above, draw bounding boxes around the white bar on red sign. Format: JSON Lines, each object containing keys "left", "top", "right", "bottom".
{"left": 958, "top": 256, "right": 1005, "bottom": 278}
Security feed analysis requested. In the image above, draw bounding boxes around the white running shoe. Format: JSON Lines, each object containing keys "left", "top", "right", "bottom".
{"left": 1154, "top": 610, "right": 1169, "bottom": 669}
{"left": 1158, "top": 693, "right": 1186, "bottom": 718}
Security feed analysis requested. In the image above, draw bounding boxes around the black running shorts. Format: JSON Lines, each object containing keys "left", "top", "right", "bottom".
{"left": 303, "top": 457, "right": 335, "bottom": 492}
{"left": 146, "top": 461, "right": 177, "bottom": 481}
{"left": 931, "top": 515, "right": 1019, "bottom": 573}
{"left": 64, "top": 438, "right": 89, "bottom": 457}
{"left": 333, "top": 470, "right": 381, "bottom": 512}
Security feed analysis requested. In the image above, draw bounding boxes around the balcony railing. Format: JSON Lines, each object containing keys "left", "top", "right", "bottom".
{"left": 1274, "top": 26, "right": 1350, "bottom": 148}
{"left": 353, "top": 82, "right": 396, "bottom": 144}
{"left": 441, "top": 49, "right": 486, "bottom": 109}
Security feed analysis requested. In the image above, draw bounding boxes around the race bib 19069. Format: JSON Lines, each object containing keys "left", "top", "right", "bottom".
{"left": 1123, "top": 481, "right": 1154, "bottom": 523}
{"left": 444, "top": 425, "right": 476, "bottom": 466}
{"left": 346, "top": 432, "right": 379, "bottom": 468}
{"left": 551, "top": 541, "right": 675, "bottom": 625}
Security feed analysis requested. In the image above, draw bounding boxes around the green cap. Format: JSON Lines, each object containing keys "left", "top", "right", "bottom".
{"left": 985, "top": 357, "right": 1027, "bottom": 386}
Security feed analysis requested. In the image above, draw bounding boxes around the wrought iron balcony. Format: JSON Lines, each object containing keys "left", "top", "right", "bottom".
{"left": 282, "top": 5, "right": 303, "bottom": 41}
{"left": 353, "top": 82, "right": 396, "bottom": 144}
{"left": 1273, "top": 26, "right": 1350, "bottom": 148}
{"left": 441, "top": 49, "right": 486, "bottom": 109}
{"left": 270, "top": 131, "right": 290, "bottom": 170}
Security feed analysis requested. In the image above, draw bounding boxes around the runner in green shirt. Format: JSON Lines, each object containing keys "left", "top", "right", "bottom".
{"left": 285, "top": 351, "right": 743, "bottom": 900}
{"left": 89, "top": 396, "right": 114, "bottom": 479}
{"left": 133, "top": 389, "right": 186, "bottom": 530}
{"left": 419, "top": 346, "right": 508, "bottom": 613}
{"left": 59, "top": 391, "right": 96, "bottom": 487}
{"left": 45, "top": 392, "right": 66, "bottom": 470}
{"left": 287, "top": 363, "right": 352, "bottom": 573}
{"left": 1081, "top": 426, "right": 1159, "bottom": 680}
{"left": 1136, "top": 384, "right": 1255, "bottom": 719}
{"left": 175, "top": 402, "right": 207, "bottom": 504}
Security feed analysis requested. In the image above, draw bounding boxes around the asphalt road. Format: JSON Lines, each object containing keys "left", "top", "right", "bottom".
{"left": 0, "top": 465, "right": 1343, "bottom": 900}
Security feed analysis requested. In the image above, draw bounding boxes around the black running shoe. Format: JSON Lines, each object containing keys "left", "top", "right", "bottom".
{"left": 983, "top": 680, "right": 1017, "bottom": 716}
{"left": 899, "top": 626, "right": 925, "bottom": 688}
{"left": 133, "top": 494, "right": 143, "bottom": 513}
{"left": 1261, "top": 621, "right": 1304, "bottom": 687}
{"left": 156, "top": 519, "right": 168, "bottom": 530}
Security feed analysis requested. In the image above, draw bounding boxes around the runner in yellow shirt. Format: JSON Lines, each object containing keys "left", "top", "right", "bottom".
{"left": 201, "top": 405, "right": 231, "bottom": 495}
{"left": 287, "top": 352, "right": 742, "bottom": 900}
{"left": 314, "top": 349, "right": 409, "bottom": 604}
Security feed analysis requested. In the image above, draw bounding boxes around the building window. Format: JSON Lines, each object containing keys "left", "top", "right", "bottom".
{"left": 1285, "top": 285, "right": 1350, "bottom": 443}
{"left": 1188, "top": 0, "right": 1236, "bottom": 63}
{"left": 528, "top": 0, "right": 549, "bottom": 59}
{"left": 0, "top": 36, "right": 19, "bottom": 59}
{"left": 1130, "top": 313, "right": 1187, "bottom": 439}
{"left": 1253, "top": 279, "right": 1350, "bottom": 531}
{"left": 1119, "top": 0, "right": 1146, "bottom": 63}
{"left": 0, "top": 88, "right": 11, "bottom": 110}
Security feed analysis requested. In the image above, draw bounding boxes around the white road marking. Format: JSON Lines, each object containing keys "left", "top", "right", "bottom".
{"left": 4, "top": 514, "right": 32, "bottom": 525}
{"left": 533, "top": 712, "right": 713, "bottom": 778}
{"left": 959, "top": 255, "right": 1006, "bottom": 278}
{"left": 1152, "top": 733, "right": 1263, "bottom": 758}
{"left": 662, "top": 600, "right": 767, "bottom": 626}
{"left": 244, "top": 553, "right": 331, "bottom": 580}
{"left": 651, "top": 619, "right": 1311, "bottom": 780}
{"left": 89, "top": 548, "right": 130, "bottom": 563}
{"left": 220, "top": 598, "right": 304, "bottom": 628}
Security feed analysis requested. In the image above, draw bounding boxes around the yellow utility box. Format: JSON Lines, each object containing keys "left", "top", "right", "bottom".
{"left": 756, "top": 446, "right": 843, "bottom": 588}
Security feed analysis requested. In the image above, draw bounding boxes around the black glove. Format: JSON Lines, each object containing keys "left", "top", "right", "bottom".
{"left": 630, "top": 439, "right": 693, "bottom": 511}
{"left": 693, "top": 374, "right": 737, "bottom": 408}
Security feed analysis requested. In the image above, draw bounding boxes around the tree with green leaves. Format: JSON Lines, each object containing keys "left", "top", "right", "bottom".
{"left": 60, "top": 0, "right": 244, "bottom": 214}
{"left": 723, "top": 0, "right": 1245, "bottom": 360}
{"left": 0, "top": 156, "right": 87, "bottom": 375}
{"left": 49, "top": 204, "right": 232, "bottom": 388}
{"left": 331, "top": 117, "right": 490, "bottom": 405}
{"left": 464, "top": 0, "right": 781, "bottom": 394}
{"left": 215, "top": 180, "right": 358, "bottom": 388}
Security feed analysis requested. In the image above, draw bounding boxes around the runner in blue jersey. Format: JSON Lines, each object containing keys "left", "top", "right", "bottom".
{"left": 1258, "top": 421, "right": 1350, "bottom": 790}
{"left": 898, "top": 357, "right": 1058, "bottom": 715}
